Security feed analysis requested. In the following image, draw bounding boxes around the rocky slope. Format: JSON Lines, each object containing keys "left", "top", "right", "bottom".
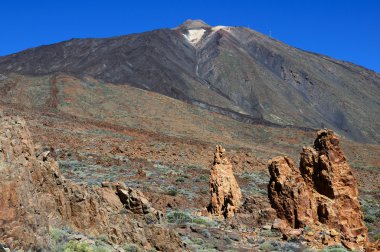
{"left": 0, "top": 116, "right": 182, "bottom": 251}
{"left": 0, "top": 103, "right": 379, "bottom": 251}
{"left": 0, "top": 20, "right": 379, "bottom": 143}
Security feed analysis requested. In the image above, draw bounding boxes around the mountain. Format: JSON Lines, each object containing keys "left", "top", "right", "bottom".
{"left": 1, "top": 19, "right": 380, "bottom": 251}
{"left": 0, "top": 19, "right": 379, "bottom": 143}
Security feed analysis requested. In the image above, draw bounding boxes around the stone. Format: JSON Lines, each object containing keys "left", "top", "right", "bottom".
{"left": 268, "top": 156, "right": 316, "bottom": 229}
{"left": 366, "top": 239, "right": 380, "bottom": 252}
{"left": 117, "top": 187, "right": 163, "bottom": 223}
{"left": 268, "top": 129, "right": 369, "bottom": 250}
{"left": 262, "top": 224, "right": 272, "bottom": 230}
{"left": 0, "top": 244, "right": 10, "bottom": 252}
{"left": 306, "top": 231, "right": 315, "bottom": 236}
{"left": 0, "top": 116, "right": 181, "bottom": 251}
{"left": 287, "top": 229, "right": 303, "bottom": 238}
{"left": 272, "top": 218, "right": 289, "bottom": 233}
{"left": 330, "top": 229, "right": 339, "bottom": 237}
{"left": 208, "top": 145, "right": 242, "bottom": 218}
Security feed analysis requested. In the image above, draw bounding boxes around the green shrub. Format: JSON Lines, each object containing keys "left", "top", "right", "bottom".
{"left": 167, "top": 211, "right": 192, "bottom": 224}
{"left": 122, "top": 243, "right": 143, "bottom": 252}
{"left": 60, "top": 240, "right": 112, "bottom": 252}
{"left": 375, "top": 211, "right": 380, "bottom": 218}
{"left": 200, "top": 188, "right": 209, "bottom": 195}
{"left": 259, "top": 241, "right": 274, "bottom": 251}
{"left": 192, "top": 237, "right": 204, "bottom": 245}
{"left": 96, "top": 235, "right": 108, "bottom": 243}
{"left": 175, "top": 176, "right": 186, "bottom": 183}
{"left": 166, "top": 188, "right": 178, "bottom": 196}
{"left": 321, "top": 245, "right": 349, "bottom": 252}
{"left": 374, "top": 233, "right": 380, "bottom": 241}
{"left": 50, "top": 228, "right": 66, "bottom": 242}
{"left": 93, "top": 246, "right": 111, "bottom": 252}
{"left": 192, "top": 217, "right": 208, "bottom": 225}
{"left": 364, "top": 215, "right": 375, "bottom": 223}
{"left": 260, "top": 229, "right": 280, "bottom": 237}
{"left": 63, "top": 241, "right": 92, "bottom": 252}
{"left": 50, "top": 228, "right": 70, "bottom": 252}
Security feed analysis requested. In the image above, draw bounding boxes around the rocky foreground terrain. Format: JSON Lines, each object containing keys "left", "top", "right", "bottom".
{"left": 0, "top": 108, "right": 379, "bottom": 252}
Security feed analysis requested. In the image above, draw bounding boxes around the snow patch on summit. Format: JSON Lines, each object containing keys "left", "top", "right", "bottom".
{"left": 183, "top": 29, "right": 206, "bottom": 45}
{"left": 212, "top": 26, "right": 230, "bottom": 32}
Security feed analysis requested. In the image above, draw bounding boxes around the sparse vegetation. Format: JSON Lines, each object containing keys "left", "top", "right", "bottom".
{"left": 259, "top": 241, "right": 275, "bottom": 251}
{"left": 259, "top": 229, "right": 281, "bottom": 238}
{"left": 166, "top": 211, "right": 218, "bottom": 227}
{"left": 167, "top": 211, "right": 192, "bottom": 224}
{"left": 166, "top": 187, "right": 178, "bottom": 196}
{"left": 122, "top": 243, "right": 143, "bottom": 252}
{"left": 63, "top": 241, "right": 92, "bottom": 252}
{"left": 321, "top": 245, "right": 349, "bottom": 252}
{"left": 50, "top": 228, "right": 112, "bottom": 252}
{"left": 374, "top": 233, "right": 380, "bottom": 241}
{"left": 365, "top": 215, "right": 375, "bottom": 223}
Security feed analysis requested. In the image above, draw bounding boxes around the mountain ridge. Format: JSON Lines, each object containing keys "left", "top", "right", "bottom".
{"left": 0, "top": 20, "right": 379, "bottom": 143}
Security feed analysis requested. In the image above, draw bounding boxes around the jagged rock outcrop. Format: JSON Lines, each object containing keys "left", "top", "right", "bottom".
{"left": 0, "top": 116, "right": 182, "bottom": 251}
{"left": 208, "top": 145, "right": 242, "bottom": 218}
{"left": 268, "top": 129, "right": 368, "bottom": 250}
{"left": 101, "top": 181, "right": 164, "bottom": 223}
{"left": 268, "top": 156, "right": 316, "bottom": 229}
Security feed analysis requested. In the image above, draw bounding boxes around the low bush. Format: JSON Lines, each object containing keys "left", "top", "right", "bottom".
{"left": 166, "top": 187, "right": 178, "bottom": 196}
{"left": 122, "top": 243, "right": 143, "bottom": 252}
{"left": 166, "top": 211, "right": 218, "bottom": 227}
{"left": 321, "top": 245, "right": 349, "bottom": 252}
{"left": 364, "top": 215, "right": 375, "bottom": 223}
{"left": 259, "top": 241, "right": 274, "bottom": 251}
{"left": 175, "top": 176, "right": 186, "bottom": 183}
{"left": 167, "top": 211, "right": 192, "bottom": 224}
{"left": 374, "top": 233, "right": 380, "bottom": 241}
{"left": 63, "top": 241, "right": 92, "bottom": 252}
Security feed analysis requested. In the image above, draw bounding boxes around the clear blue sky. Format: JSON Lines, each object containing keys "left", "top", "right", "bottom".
{"left": 1, "top": 0, "right": 379, "bottom": 73}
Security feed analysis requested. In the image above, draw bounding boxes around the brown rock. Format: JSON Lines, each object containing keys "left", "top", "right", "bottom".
{"left": 208, "top": 145, "right": 242, "bottom": 218}
{"left": 237, "top": 196, "right": 277, "bottom": 227}
{"left": 287, "top": 229, "right": 303, "bottom": 238}
{"left": 366, "top": 239, "right": 380, "bottom": 252}
{"left": 117, "top": 187, "right": 164, "bottom": 223}
{"left": 0, "top": 116, "right": 182, "bottom": 251}
{"left": 268, "top": 129, "right": 368, "bottom": 250}
{"left": 272, "top": 218, "right": 290, "bottom": 233}
{"left": 268, "top": 156, "right": 316, "bottom": 228}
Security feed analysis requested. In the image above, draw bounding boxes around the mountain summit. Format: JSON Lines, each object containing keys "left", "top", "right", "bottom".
{"left": 0, "top": 21, "right": 379, "bottom": 143}
{"left": 176, "top": 19, "right": 211, "bottom": 29}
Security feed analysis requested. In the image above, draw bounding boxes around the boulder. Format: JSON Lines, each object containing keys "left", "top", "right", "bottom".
{"left": 268, "top": 129, "right": 368, "bottom": 250}
{"left": 208, "top": 145, "right": 242, "bottom": 218}
{"left": 117, "top": 187, "right": 164, "bottom": 223}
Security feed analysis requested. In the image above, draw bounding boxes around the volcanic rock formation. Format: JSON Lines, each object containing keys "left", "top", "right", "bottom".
{"left": 268, "top": 129, "right": 368, "bottom": 250}
{"left": 208, "top": 145, "right": 242, "bottom": 218}
{"left": 0, "top": 116, "right": 182, "bottom": 251}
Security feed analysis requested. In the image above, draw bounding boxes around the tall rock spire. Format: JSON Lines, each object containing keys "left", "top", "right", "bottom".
{"left": 208, "top": 145, "right": 242, "bottom": 218}
{"left": 268, "top": 129, "right": 368, "bottom": 250}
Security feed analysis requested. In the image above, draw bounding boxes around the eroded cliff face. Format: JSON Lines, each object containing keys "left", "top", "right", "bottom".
{"left": 208, "top": 145, "right": 242, "bottom": 218}
{"left": 0, "top": 116, "right": 50, "bottom": 249}
{"left": 268, "top": 129, "right": 368, "bottom": 250}
{"left": 0, "top": 116, "right": 182, "bottom": 251}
